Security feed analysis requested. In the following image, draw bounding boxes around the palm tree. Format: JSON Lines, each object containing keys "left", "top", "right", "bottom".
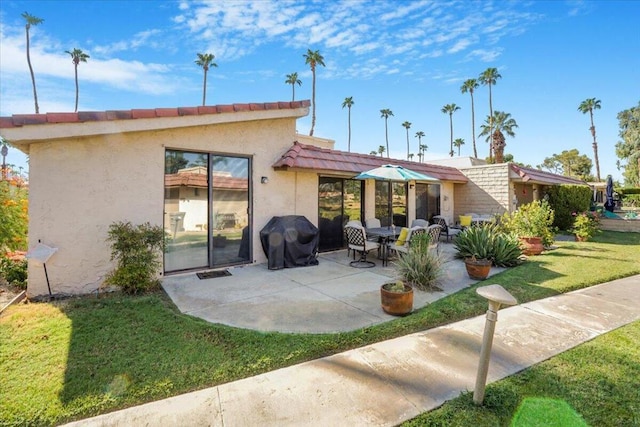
{"left": 65, "top": 48, "right": 89, "bottom": 112}
{"left": 402, "top": 121, "right": 412, "bottom": 160}
{"left": 285, "top": 72, "right": 301, "bottom": 101}
{"left": 460, "top": 78, "right": 479, "bottom": 158}
{"left": 408, "top": 153, "right": 414, "bottom": 161}
{"left": 415, "top": 131, "right": 425, "bottom": 162}
{"left": 378, "top": 145, "right": 386, "bottom": 157}
{"left": 370, "top": 150, "right": 378, "bottom": 156}
{"left": 578, "top": 98, "right": 602, "bottom": 181}
{"left": 479, "top": 111, "right": 518, "bottom": 163}
{"left": 441, "top": 104, "right": 460, "bottom": 157}
{"left": 453, "top": 138, "right": 465, "bottom": 156}
{"left": 195, "top": 53, "right": 217, "bottom": 106}
{"left": 303, "top": 49, "right": 325, "bottom": 136}
{"left": 342, "top": 97, "right": 354, "bottom": 152}
{"left": 22, "top": 12, "right": 44, "bottom": 114}
{"left": 420, "top": 143, "right": 428, "bottom": 162}
{"left": 380, "top": 109, "right": 394, "bottom": 157}
{"left": 478, "top": 68, "right": 502, "bottom": 161}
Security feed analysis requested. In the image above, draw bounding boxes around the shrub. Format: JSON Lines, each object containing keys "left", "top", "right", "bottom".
{"left": 453, "top": 223, "right": 523, "bottom": 267}
{"left": 0, "top": 253, "right": 28, "bottom": 289}
{"left": 571, "top": 211, "right": 601, "bottom": 240}
{"left": 500, "top": 200, "right": 556, "bottom": 247}
{"left": 546, "top": 185, "right": 592, "bottom": 230}
{"left": 104, "top": 221, "right": 166, "bottom": 294}
{"left": 0, "top": 180, "right": 28, "bottom": 252}
{"left": 393, "top": 233, "right": 443, "bottom": 291}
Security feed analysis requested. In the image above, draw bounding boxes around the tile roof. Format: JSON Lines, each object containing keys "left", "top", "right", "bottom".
{"left": 511, "top": 164, "right": 587, "bottom": 186}
{"left": 273, "top": 142, "right": 468, "bottom": 183}
{"left": 0, "top": 101, "right": 311, "bottom": 128}
{"left": 165, "top": 174, "right": 248, "bottom": 190}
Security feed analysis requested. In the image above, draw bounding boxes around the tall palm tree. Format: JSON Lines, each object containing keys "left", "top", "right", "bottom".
{"left": 478, "top": 68, "right": 502, "bottom": 161}
{"left": 408, "top": 153, "right": 414, "bottom": 161}
{"left": 479, "top": 111, "right": 518, "bottom": 163}
{"left": 402, "top": 121, "right": 411, "bottom": 160}
{"left": 380, "top": 109, "right": 394, "bottom": 157}
{"left": 415, "top": 131, "right": 425, "bottom": 162}
{"left": 22, "top": 12, "right": 44, "bottom": 114}
{"left": 453, "top": 138, "right": 465, "bottom": 156}
{"left": 578, "top": 98, "right": 602, "bottom": 181}
{"left": 285, "top": 72, "right": 301, "bottom": 101}
{"left": 460, "top": 78, "right": 479, "bottom": 158}
{"left": 378, "top": 145, "right": 386, "bottom": 157}
{"left": 342, "top": 96, "right": 354, "bottom": 151}
{"left": 420, "top": 143, "right": 428, "bottom": 162}
{"left": 65, "top": 48, "right": 89, "bottom": 112}
{"left": 441, "top": 103, "right": 460, "bottom": 157}
{"left": 195, "top": 53, "right": 217, "bottom": 106}
{"left": 303, "top": 49, "right": 325, "bottom": 136}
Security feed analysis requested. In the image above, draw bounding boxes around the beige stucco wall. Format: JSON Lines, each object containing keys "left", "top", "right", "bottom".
{"left": 455, "top": 164, "right": 512, "bottom": 220}
{"left": 24, "top": 116, "right": 310, "bottom": 296}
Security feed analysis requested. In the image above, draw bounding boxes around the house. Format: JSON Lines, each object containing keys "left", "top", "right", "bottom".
{"left": 0, "top": 101, "right": 468, "bottom": 297}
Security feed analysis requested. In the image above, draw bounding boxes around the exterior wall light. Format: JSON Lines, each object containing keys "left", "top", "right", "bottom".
{"left": 261, "top": 176, "right": 269, "bottom": 184}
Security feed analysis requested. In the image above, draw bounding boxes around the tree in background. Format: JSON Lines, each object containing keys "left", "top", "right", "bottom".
{"left": 402, "top": 121, "right": 411, "bottom": 160}
{"left": 65, "top": 48, "right": 90, "bottom": 112}
{"left": 285, "top": 72, "right": 301, "bottom": 101}
{"left": 420, "top": 143, "right": 428, "bottom": 162}
{"left": 342, "top": 97, "right": 354, "bottom": 152}
{"left": 539, "top": 149, "right": 593, "bottom": 180}
{"left": 578, "top": 98, "right": 602, "bottom": 181}
{"left": 303, "top": 49, "right": 325, "bottom": 136}
{"left": 441, "top": 103, "right": 460, "bottom": 157}
{"left": 415, "top": 131, "right": 425, "bottom": 162}
{"left": 22, "top": 12, "right": 44, "bottom": 114}
{"left": 380, "top": 109, "right": 394, "bottom": 157}
{"left": 479, "top": 68, "right": 502, "bottom": 161}
{"left": 479, "top": 111, "right": 517, "bottom": 163}
{"left": 195, "top": 53, "right": 217, "bottom": 106}
{"left": 453, "top": 138, "right": 465, "bottom": 156}
{"left": 460, "top": 78, "right": 479, "bottom": 158}
{"left": 378, "top": 145, "right": 386, "bottom": 157}
{"left": 615, "top": 101, "right": 640, "bottom": 186}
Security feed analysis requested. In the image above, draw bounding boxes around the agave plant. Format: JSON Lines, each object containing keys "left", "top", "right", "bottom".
{"left": 454, "top": 223, "right": 522, "bottom": 266}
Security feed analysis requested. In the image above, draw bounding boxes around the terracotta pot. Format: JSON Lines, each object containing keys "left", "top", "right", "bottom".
{"left": 519, "top": 236, "right": 544, "bottom": 255}
{"left": 380, "top": 283, "right": 414, "bottom": 316}
{"left": 575, "top": 235, "right": 588, "bottom": 242}
{"left": 464, "top": 258, "right": 492, "bottom": 280}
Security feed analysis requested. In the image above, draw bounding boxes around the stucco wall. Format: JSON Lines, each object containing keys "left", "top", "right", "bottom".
{"left": 455, "top": 164, "right": 511, "bottom": 220}
{"left": 26, "top": 117, "right": 303, "bottom": 296}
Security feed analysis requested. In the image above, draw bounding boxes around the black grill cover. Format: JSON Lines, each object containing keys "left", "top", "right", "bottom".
{"left": 260, "top": 216, "right": 319, "bottom": 270}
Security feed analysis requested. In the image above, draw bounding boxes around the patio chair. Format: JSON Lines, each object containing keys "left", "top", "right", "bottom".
{"left": 344, "top": 225, "right": 380, "bottom": 268}
{"left": 365, "top": 218, "right": 381, "bottom": 228}
{"left": 388, "top": 226, "right": 426, "bottom": 257}
{"left": 344, "top": 220, "right": 363, "bottom": 257}
{"left": 432, "top": 215, "right": 461, "bottom": 242}
{"left": 426, "top": 224, "right": 442, "bottom": 253}
{"left": 411, "top": 219, "right": 429, "bottom": 227}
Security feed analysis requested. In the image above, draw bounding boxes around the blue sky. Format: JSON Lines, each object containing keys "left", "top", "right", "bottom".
{"left": 1, "top": 0, "right": 639, "bottom": 181}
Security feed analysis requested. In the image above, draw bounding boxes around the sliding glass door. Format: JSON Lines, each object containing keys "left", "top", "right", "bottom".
{"left": 318, "top": 177, "right": 363, "bottom": 251}
{"left": 164, "top": 150, "right": 251, "bottom": 273}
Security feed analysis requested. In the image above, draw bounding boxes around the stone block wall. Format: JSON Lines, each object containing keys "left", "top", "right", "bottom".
{"left": 455, "top": 164, "right": 511, "bottom": 219}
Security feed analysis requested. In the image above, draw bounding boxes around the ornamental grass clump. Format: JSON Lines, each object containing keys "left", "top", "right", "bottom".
{"left": 105, "top": 221, "right": 166, "bottom": 294}
{"left": 393, "top": 233, "right": 444, "bottom": 291}
{"left": 571, "top": 211, "right": 601, "bottom": 241}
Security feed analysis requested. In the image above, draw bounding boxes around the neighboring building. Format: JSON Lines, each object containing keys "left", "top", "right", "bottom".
{"left": 0, "top": 101, "right": 466, "bottom": 297}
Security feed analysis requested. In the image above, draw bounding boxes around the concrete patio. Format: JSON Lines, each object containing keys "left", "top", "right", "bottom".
{"left": 161, "top": 243, "right": 505, "bottom": 333}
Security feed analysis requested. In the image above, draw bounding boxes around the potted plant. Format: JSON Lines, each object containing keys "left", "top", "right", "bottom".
{"left": 453, "top": 224, "right": 494, "bottom": 280}
{"left": 382, "top": 233, "right": 443, "bottom": 315}
{"left": 500, "top": 200, "right": 555, "bottom": 255}
{"left": 464, "top": 256, "right": 492, "bottom": 280}
{"left": 571, "top": 211, "right": 601, "bottom": 241}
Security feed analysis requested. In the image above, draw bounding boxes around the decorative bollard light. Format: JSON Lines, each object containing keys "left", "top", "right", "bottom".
{"left": 473, "top": 284, "right": 517, "bottom": 405}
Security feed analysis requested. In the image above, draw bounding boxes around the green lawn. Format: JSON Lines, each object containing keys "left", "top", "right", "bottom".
{"left": 1, "top": 231, "right": 639, "bottom": 426}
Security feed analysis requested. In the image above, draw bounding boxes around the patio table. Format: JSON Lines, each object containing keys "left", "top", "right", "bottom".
{"left": 365, "top": 227, "right": 400, "bottom": 266}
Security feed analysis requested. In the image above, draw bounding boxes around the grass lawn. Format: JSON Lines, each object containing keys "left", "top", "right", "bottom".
{"left": 1, "top": 231, "right": 639, "bottom": 426}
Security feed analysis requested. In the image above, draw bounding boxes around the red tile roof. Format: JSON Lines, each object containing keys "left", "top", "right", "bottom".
{"left": 0, "top": 101, "right": 311, "bottom": 128}
{"left": 273, "top": 142, "right": 468, "bottom": 183}
{"left": 511, "top": 164, "right": 587, "bottom": 186}
{"left": 165, "top": 174, "right": 248, "bottom": 190}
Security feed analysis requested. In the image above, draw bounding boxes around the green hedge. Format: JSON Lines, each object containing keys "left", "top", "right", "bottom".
{"left": 545, "top": 185, "right": 592, "bottom": 231}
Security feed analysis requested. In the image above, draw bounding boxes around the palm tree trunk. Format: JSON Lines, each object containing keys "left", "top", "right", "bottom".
{"left": 347, "top": 108, "right": 351, "bottom": 152}
{"left": 292, "top": 84, "right": 295, "bottom": 102}
{"left": 26, "top": 28, "right": 39, "bottom": 114}
{"left": 202, "top": 70, "right": 208, "bottom": 106}
{"left": 449, "top": 114, "right": 453, "bottom": 157}
{"left": 74, "top": 65, "right": 79, "bottom": 112}
{"left": 471, "top": 92, "right": 477, "bottom": 158}
{"left": 406, "top": 132, "right": 409, "bottom": 160}
{"left": 310, "top": 68, "right": 316, "bottom": 136}
{"left": 488, "top": 84, "right": 493, "bottom": 161}
{"left": 384, "top": 120, "right": 389, "bottom": 157}
{"left": 590, "top": 111, "right": 601, "bottom": 181}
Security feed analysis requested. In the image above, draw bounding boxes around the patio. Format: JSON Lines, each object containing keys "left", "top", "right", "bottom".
{"left": 161, "top": 242, "right": 505, "bottom": 334}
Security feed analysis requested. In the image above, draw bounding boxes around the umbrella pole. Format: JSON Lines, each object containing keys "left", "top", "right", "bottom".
{"left": 44, "top": 263, "right": 52, "bottom": 296}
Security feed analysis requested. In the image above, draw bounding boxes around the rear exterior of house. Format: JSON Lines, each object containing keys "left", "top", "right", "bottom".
{"left": 1, "top": 101, "right": 467, "bottom": 297}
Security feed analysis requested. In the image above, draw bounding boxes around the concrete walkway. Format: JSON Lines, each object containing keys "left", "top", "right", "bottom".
{"left": 64, "top": 274, "right": 640, "bottom": 427}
